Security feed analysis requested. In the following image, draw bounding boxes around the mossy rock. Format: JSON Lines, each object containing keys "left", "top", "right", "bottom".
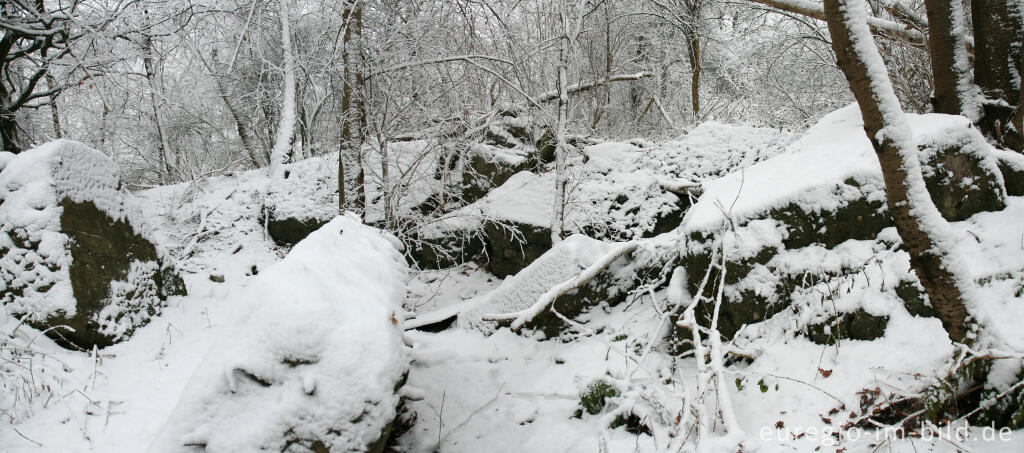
{"left": 461, "top": 149, "right": 537, "bottom": 204}
{"left": 8, "top": 199, "right": 187, "bottom": 350}
{"left": 806, "top": 309, "right": 889, "bottom": 345}
{"left": 896, "top": 279, "right": 937, "bottom": 318}
{"left": 267, "top": 215, "right": 329, "bottom": 246}
{"left": 920, "top": 141, "right": 1006, "bottom": 221}
{"left": 407, "top": 233, "right": 485, "bottom": 269}
{"left": 1, "top": 142, "right": 186, "bottom": 350}
{"left": 537, "top": 128, "right": 557, "bottom": 163}
{"left": 483, "top": 220, "right": 553, "bottom": 278}
{"left": 994, "top": 150, "right": 1024, "bottom": 196}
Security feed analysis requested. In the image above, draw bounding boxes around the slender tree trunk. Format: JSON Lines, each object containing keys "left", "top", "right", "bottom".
{"left": 379, "top": 133, "right": 391, "bottom": 228}
{"left": 0, "top": 102, "right": 19, "bottom": 153}
{"left": 687, "top": 33, "right": 701, "bottom": 120}
{"left": 142, "top": 31, "right": 175, "bottom": 182}
{"left": 269, "top": 0, "right": 297, "bottom": 181}
{"left": 46, "top": 75, "right": 62, "bottom": 139}
{"left": 923, "top": 0, "right": 975, "bottom": 117}
{"left": 552, "top": 23, "right": 570, "bottom": 244}
{"left": 971, "top": 0, "right": 1024, "bottom": 148}
{"left": 683, "top": 0, "right": 703, "bottom": 121}
{"left": 824, "top": 0, "right": 972, "bottom": 342}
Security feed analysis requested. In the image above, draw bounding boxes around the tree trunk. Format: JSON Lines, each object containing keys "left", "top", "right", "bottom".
{"left": 269, "top": 0, "right": 297, "bottom": 181}
{"left": 971, "top": 0, "right": 1024, "bottom": 149}
{"left": 46, "top": 75, "right": 63, "bottom": 139}
{"left": 552, "top": 24, "right": 570, "bottom": 244}
{"left": 824, "top": 0, "right": 972, "bottom": 342}
{"left": 0, "top": 103, "right": 19, "bottom": 153}
{"left": 142, "top": 31, "right": 175, "bottom": 182}
{"left": 340, "top": 0, "right": 365, "bottom": 216}
{"left": 685, "top": 31, "right": 701, "bottom": 120}
{"left": 923, "top": 0, "right": 975, "bottom": 117}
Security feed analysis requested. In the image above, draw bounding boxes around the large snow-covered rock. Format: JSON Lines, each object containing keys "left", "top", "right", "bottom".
{"left": 0, "top": 140, "right": 185, "bottom": 349}
{"left": 149, "top": 215, "right": 409, "bottom": 453}
{"left": 459, "top": 234, "right": 644, "bottom": 337}
{"left": 675, "top": 106, "right": 1008, "bottom": 349}
{"left": 461, "top": 143, "right": 537, "bottom": 204}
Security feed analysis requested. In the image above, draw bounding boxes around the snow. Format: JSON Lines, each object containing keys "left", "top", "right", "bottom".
{"left": 148, "top": 215, "right": 409, "bottom": 452}
{"left": 684, "top": 105, "right": 989, "bottom": 232}
{"left": 0, "top": 140, "right": 153, "bottom": 321}
{"left": 6, "top": 110, "right": 1024, "bottom": 453}
{"left": 0, "top": 151, "right": 15, "bottom": 172}
{"left": 458, "top": 234, "right": 610, "bottom": 333}
{"left": 470, "top": 142, "right": 530, "bottom": 167}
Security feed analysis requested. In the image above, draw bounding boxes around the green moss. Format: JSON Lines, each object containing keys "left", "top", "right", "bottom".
{"left": 575, "top": 380, "right": 619, "bottom": 417}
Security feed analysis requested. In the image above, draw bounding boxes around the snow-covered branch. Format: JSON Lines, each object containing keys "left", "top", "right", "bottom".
{"left": 748, "top": 0, "right": 925, "bottom": 45}
{"left": 531, "top": 72, "right": 654, "bottom": 104}
{"left": 482, "top": 241, "right": 640, "bottom": 329}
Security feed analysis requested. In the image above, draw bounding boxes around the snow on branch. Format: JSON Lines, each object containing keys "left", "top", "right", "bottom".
{"left": 368, "top": 54, "right": 516, "bottom": 78}
{"left": 482, "top": 241, "right": 640, "bottom": 330}
{"left": 748, "top": 0, "right": 925, "bottom": 46}
{"left": 530, "top": 72, "right": 653, "bottom": 104}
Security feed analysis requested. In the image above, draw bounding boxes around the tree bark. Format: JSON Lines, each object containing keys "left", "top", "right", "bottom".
{"left": 824, "top": 0, "right": 971, "bottom": 342}
{"left": 340, "top": 0, "right": 366, "bottom": 215}
{"left": 971, "top": 0, "right": 1024, "bottom": 148}
{"left": 923, "top": 0, "right": 974, "bottom": 117}
{"left": 46, "top": 75, "right": 62, "bottom": 139}
{"left": 552, "top": 14, "right": 570, "bottom": 244}
{"left": 269, "top": 0, "right": 297, "bottom": 181}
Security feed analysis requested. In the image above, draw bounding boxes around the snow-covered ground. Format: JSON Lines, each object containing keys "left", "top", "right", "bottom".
{"left": 4, "top": 116, "right": 1024, "bottom": 452}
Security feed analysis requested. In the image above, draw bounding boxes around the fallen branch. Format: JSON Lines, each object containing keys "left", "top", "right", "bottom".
{"left": 531, "top": 72, "right": 653, "bottom": 104}
{"left": 482, "top": 241, "right": 641, "bottom": 329}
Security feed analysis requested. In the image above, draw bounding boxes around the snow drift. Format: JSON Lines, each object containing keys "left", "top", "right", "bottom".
{"left": 148, "top": 214, "right": 409, "bottom": 453}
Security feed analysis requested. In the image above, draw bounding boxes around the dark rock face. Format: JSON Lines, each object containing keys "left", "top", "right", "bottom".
{"left": 408, "top": 233, "right": 486, "bottom": 270}
{"left": 806, "top": 309, "right": 889, "bottom": 345}
{"left": 267, "top": 215, "right": 328, "bottom": 246}
{"left": 994, "top": 150, "right": 1024, "bottom": 196}
{"left": 54, "top": 199, "right": 185, "bottom": 349}
{"left": 537, "top": 128, "right": 557, "bottom": 163}
{"left": 484, "top": 220, "right": 553, "bottom": 278}
{"left": 524, "top": 248, "right": 663, "bottom": 338}
{"left": 920, "top": 141, "right": 1006, "bottom": 221}
{"left": 461, "top": 150, "right": 536, "bottom": 204}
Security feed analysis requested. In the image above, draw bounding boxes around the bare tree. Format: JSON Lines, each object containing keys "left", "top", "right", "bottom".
{"left": 824, "top": 0, "right": 972, "bottom": 341}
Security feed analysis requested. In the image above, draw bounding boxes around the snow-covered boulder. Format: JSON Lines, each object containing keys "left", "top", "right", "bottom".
{"left": 264, "top": 161, "right": 337, "bottom": 245}
{"left": 461, "top": 143, "right": 537, "bottom": 204}
{"left": 675, "top": 106, "right": 1008, "bottom": 349}
{"left": 459, "top": 234, "right": 642, "bottom": 337}
{"left": 994, "top": 149, "right": 1024, "bottom": 196}
{"left": 149, "top": 215, "right": 409, "bottom": 453}
{"left": 0, "top": 140, "right": 185, "bottom": 349}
